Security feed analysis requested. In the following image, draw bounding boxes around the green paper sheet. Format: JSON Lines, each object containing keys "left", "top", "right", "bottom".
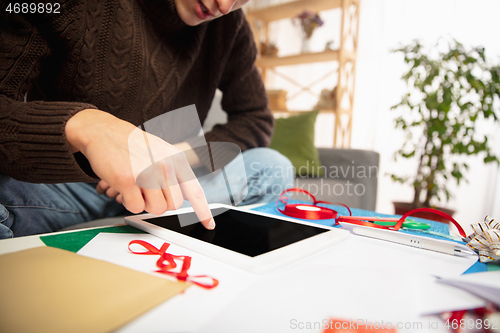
{"left": 40, "top": 225, "right": 146, "bottom": 253}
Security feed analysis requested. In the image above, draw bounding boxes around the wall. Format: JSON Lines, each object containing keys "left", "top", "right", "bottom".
{"left": 245, "top": 0, "right": 500, "bottom": 229}
{"left": 352, "top": 0, "right": 500, "bottom": 231}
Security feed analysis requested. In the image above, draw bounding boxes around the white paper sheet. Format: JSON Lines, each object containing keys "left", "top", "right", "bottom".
{"left": 198, "top": 235, "right": 481, "bottom": 333}
{"left": 77, "top": 232, "right": 479, "bottom": 332}
{"left": 198, "top": 264, "right": 421, "bottom": 333}
{"left": 417, "top": 275, "right": 486, "bottom": 315}
{"left": 305, "top": 235, "right": 478, "bottom": 277}
{"left": 436, "top": 271, "right": 500, "bottom": 306}
{"left": 77, "top": 233, "right": 259, "bottom": 333}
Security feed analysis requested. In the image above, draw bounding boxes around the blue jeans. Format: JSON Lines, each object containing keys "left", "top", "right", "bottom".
{"left": 0, "top": 148, "right": 293, "bottom": 238}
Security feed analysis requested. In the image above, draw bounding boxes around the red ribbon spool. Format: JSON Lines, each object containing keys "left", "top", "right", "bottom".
{"left": 276, "top": 188, "right": 351, "bottom": 221}
{"left": 280, "top": 203, "right": 337, "bottom": 220}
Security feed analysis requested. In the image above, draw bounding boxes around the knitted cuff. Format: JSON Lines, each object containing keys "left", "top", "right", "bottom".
{"left": 8, "top": 101, "right": 98, "bottom": 183}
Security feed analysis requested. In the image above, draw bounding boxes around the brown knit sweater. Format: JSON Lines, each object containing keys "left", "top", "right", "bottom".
{"left": 0, "top": 0, "right": 273, "bottom": 183}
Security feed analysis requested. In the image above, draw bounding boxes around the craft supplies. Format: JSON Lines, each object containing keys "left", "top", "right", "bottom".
{"left": 464, "top": 216, "right": 500, "bottom": 263}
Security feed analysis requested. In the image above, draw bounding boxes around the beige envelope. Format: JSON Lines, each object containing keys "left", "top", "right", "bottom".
{"left": 0, "top": 246, "right": 189, "bottom": 333}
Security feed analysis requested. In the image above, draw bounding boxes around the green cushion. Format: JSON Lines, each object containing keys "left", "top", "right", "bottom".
{"left": 269, "top": 111, "right": 324, "bottom": 177}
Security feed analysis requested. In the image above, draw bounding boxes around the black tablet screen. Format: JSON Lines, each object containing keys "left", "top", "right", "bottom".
{"left": 144, "top": 208, "right": 328, "bottom": 257}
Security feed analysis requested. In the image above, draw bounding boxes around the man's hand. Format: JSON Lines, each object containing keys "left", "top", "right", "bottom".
{"left": 65, "top": 109, "right": 215, "bottom": 229}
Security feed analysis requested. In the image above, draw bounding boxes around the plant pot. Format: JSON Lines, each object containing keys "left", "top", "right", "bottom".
{"left": 393, "top": 201, "right": 456, "bottom": 224}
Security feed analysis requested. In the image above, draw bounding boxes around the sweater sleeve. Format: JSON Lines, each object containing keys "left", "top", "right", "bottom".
{"left": 0, "top": 11, "right": 98, "bottom": 183}
{"left": 199, "top": 12, "right": 274, "bottom": 165}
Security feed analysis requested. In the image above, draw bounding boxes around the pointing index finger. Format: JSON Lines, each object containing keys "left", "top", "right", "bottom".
{"left": 174, "top": 158, "right": 214, "bottom": 229}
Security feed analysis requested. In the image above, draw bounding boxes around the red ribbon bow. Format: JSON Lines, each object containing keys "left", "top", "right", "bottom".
{"left": 128, "top": 240, "right": 219, "bottom": 289}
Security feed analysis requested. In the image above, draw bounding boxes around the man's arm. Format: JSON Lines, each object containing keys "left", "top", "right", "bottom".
{"left": 0, "top": 11, "right": 98, "bottom": 183}
{"left": 189, "top": 12, "right": 274, "bottom": 170}
{"left": 174, "top": 142, "right": 202, "bottom": 168}
{"left": 0, "top": 10, "right": 214, "bottom": 228}
{"left": 214, "top": 16, "right": 273, "bottom": 148}
{"left": 65, "top": 109, "right": 214, "bottom": 228}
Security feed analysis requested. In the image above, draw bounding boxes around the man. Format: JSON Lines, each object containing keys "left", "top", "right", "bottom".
{"left": 0, "top": 0, "right": 293, "bottom": 238}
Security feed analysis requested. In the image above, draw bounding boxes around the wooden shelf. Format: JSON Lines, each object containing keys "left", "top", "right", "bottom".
{"left": 248, "top": 0, "right": 341, "bottom": 22}
{"left": 246, "top": 0, "right": 360, "bottom": 147}
{"left": 256, "top": 49, "right": 338, "bottom": 68}
{"left": 272, "top": 109, "right": 335, "bottom": 115}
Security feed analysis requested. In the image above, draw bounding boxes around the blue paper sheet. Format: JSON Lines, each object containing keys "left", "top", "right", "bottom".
{"left": 252, "top": 200, "right": 489, "bottom": 274}
{"left": 253, "top": 200, "right": 459, "bottom": 243}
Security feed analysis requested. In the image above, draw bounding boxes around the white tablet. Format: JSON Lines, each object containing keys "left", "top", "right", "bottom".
{"left": 125, "top": 204, "right": 349, "bottom": 273}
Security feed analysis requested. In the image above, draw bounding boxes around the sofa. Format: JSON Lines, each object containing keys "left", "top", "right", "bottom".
{"left": 294, "top": 148, "right": 379, "bottom": 211}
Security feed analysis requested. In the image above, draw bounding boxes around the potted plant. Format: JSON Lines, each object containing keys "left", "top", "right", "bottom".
{"left": 390, "top": 39, "right": 500, "bottom": 222}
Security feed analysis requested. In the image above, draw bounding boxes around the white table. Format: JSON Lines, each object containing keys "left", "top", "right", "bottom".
{"left": 0, "top": 215, "right": 484, "bottom": 333}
